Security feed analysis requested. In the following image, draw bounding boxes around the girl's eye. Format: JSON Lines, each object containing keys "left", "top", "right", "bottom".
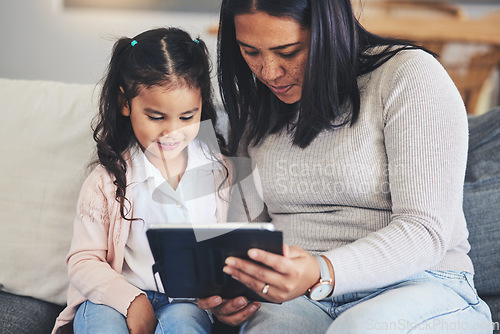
{"left": 180, "top": 116, "right": 194, "bottom": 121}
{"left": 147, "top": 115, "right": 164, "bottom": 121}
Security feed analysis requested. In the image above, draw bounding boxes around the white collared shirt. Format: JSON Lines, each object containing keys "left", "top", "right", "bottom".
{"left": 122, "top": 139, "right": 221, "bottom": 292}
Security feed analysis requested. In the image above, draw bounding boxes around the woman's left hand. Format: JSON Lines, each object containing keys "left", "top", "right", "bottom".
{"left": 223, "top": 245, "right": 323, "bottom": 303}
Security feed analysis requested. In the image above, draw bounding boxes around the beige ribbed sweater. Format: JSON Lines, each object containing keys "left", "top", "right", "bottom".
{"left": 245, "top": 49, "right": 473, "bottom": 296}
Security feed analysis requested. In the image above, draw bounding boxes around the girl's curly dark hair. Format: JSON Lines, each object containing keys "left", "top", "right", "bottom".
{"left": 93, "top": 27, "right": 228, "bottom": 221}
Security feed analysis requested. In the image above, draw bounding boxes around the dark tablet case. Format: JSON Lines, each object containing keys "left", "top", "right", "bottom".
{"left": 146, "top": 226, "right": 283, "bottom": 302}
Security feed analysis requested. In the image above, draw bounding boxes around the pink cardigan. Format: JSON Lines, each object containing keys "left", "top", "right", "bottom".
{"left": 52, "top": 153, "right": 232, "bottom": 334}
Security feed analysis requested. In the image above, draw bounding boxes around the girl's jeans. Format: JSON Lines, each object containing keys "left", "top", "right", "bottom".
{"left": 73, "top": 290, "right": 211, "bottom": 334}
{"left": 241, "top": 270, "right": 493, "bottom": 334}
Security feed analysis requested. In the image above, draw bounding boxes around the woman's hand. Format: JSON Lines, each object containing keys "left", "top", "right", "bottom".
{"left": 126, "top": 294, "right": 157, "bottom": 334}
{"left": 197, "top": 296, "right": 261, "bottom": 326}
{"left": 223, "top": 245, "right": 323, "bottom": 303}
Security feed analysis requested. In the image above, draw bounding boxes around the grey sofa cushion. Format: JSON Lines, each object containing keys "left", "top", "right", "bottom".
{"left": 0, "top": 291, "right": 64, "bottom": 334}
{"left": 463, "top": 107, "right": 500, "bottom": 318}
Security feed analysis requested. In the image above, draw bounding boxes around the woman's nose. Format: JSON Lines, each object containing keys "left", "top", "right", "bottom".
{"left": 260, "top": 57, "right": 284, "bottom": 82}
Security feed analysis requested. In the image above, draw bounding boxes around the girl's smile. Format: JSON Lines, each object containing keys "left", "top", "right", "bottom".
{"left": 157, "top": 141, "right": 181, "bottom": 151}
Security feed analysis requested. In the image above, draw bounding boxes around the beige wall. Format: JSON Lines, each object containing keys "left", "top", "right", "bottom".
{"left": 0, "top": 0, "right": 219, "bottom": 84}
{"left": 0, "top": 0, "right": 497, "bottom": 86}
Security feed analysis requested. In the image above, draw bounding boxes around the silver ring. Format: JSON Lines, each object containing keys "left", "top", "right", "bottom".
{"left": 262, "top": 283, "right": 270, "bottom": 294}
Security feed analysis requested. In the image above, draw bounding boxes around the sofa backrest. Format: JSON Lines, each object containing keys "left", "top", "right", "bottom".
{"left": 463, "top": 107, "right": 500, "bottom": 321}
{"left": 0, "top": 78, "right": 498, "bottom": 317}
{"left": 0, "top": 78, "right": 98, "bottom": 305}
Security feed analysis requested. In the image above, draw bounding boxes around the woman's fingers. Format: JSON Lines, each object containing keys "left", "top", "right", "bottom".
{"left": 197, "top": 295, "right": 223, "bottom": 310}
{"left": 217, "top": 300, "right": 261, "bottom": 326}
{"left": 198, "top": 296, "right": 261, "bottom": 327}
{"left": 216, "top": 297, "right": 250, "bottom": 316}
{"left": 223, "top": 246, "right": 321, "bottom": 302}
{"left": 248, "top": 248, "right": 290, "bottom": 274}
{"left": 224, "top": 256, "right": 284, "bottom": 292}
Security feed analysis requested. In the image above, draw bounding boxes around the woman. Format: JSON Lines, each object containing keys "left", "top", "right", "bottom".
{"left": 199, "top": 0, "right": 493, "bottom": 333}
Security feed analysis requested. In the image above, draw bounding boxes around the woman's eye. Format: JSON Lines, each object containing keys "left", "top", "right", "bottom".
{"left": 280, "top": 51, "right": 297, "bottom": 59}
{"left": 243, "top": 50, "right": 259, "bottom": 57}
{"left": 147, "top": 115, "right": 164, "bottom": 121}
{"left": 180, "top": 116, "right": 194, "bottom": 121}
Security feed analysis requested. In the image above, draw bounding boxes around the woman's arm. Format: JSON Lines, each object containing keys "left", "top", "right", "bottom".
{"left": 324, "top": 49, "right": 469, "bottom": 296}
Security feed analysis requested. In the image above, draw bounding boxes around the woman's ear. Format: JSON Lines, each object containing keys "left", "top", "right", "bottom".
{"left": 119, "top": 86, "right": 131, "bottom": 117}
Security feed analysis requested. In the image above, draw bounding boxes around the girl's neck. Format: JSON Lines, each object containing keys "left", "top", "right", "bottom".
{"left": 151, "top": 149, "right": 188, "bottom": 190}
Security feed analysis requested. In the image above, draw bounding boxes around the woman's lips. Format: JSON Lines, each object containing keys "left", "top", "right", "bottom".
{"left": 269, "top": 84, "right": 293, "bottom": 95}
{"left": 158, "top": 141, "right": 180, "bottom": 151}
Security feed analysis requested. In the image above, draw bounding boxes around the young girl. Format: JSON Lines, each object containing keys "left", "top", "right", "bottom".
{"left": 52, "top": 27, "right": 232, "bottom": 334}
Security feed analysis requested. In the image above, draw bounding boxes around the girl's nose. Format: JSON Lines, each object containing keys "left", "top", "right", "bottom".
{"left": 161, "top": 122, "right": 179, "bottom": 138}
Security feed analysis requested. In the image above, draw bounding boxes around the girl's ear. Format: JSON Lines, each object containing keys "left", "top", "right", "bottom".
{"left": 121, "top": 103, "right": 131, "bottom": 117}
{"left": 119, "top": 87, "right": 131, "bottom": 117}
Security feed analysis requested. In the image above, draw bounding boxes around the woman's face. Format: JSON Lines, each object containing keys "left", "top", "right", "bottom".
{"left": 234, "top": 11, "right": 310, "bottom": 105}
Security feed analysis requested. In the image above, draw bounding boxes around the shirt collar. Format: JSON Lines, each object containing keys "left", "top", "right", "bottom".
{"left": 128, "top": 139, "right": 223, "bottom": 188}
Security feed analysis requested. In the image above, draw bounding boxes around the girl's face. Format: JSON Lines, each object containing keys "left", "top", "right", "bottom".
{"left": 234, "top": 11, "right": 310, "bottom": 105}
{"left": 122, "top": 85, "right": 202, "bottom": 170}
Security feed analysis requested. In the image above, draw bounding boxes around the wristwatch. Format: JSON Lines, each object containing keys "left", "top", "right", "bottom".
{"left": 307, "top": 255, "right": 334, "bottom": 300}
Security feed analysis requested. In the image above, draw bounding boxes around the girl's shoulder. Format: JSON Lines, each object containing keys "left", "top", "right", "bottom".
{"left": 195, "top": 140, "right": 234, "bottom": 183}
{"left": 193, "top": 139, "right": 229, "bottom": 165}
{"left": 80, "top": 163, "right": 119, "bottom": 198}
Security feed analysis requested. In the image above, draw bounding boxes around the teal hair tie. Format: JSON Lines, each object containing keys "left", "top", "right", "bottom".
{"left": 193, "top": 38, "right": 200, "bottom": 44}
{"left": 131, "top": 40, "right": 138, "bottom": 47}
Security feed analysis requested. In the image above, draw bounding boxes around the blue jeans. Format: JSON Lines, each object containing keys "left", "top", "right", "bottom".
{"left": 73, "top": 290, "right": 212, "bottom": 334}
{"left": 241, "top": 271, "right": 493, "bottom": 333}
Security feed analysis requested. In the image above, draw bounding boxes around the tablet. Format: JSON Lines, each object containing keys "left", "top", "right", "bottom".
{"left": 146, "top": 223, "right": 283, "bottom": 302}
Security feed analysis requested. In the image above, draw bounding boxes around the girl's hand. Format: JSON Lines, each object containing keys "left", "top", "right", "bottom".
{"left": 223, "top": 245, "right": 324, "bottom": 303}
{"left": 127, "top": 294, "right": 157, "bottom": 334}
{"left": 197, "top": 296, "right": 261, "bottom": 327}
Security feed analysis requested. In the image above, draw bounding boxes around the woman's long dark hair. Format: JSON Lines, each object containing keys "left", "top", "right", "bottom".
{"left": 218, "top": 0, "right": 431, "bottom": 153}
{"left": 94, "top": 27, "right": 227, "bottom": 221}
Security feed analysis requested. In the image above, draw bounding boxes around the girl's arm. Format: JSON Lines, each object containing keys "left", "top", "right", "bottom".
{"left": 127, "top": 294, "right": 157, "bottom": 333}
{"left": 66, "top": 166, "right": 145, "bottom": 317}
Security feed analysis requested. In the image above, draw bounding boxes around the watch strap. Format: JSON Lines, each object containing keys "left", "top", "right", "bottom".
{"left": 314, "top": 255, "right": 331, "bottom": 282}
{"left": 320, "top": 255, "right": 334, "bottom": 281}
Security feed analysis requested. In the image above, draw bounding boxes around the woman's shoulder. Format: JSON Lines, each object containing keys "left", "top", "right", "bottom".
{"left": 391, "top": 47, "right": 437, "bottom": 66}
{"left": 379, "top": 47, "right": 440, "bottom": 74}
{"left": 365, "top": 46, "right": 447, "bottom": 91}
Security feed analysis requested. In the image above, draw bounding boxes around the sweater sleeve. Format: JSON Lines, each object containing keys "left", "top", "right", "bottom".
{"left": 325, "top": 50, "right": 469, "bottom": 296}
{"left": 66, "top": 166, "right": 144, "bottom": 316}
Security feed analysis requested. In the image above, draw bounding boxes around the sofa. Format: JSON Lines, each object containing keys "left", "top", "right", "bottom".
{"left": 0, "top": 78, "right": 498, "bottom": 333}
